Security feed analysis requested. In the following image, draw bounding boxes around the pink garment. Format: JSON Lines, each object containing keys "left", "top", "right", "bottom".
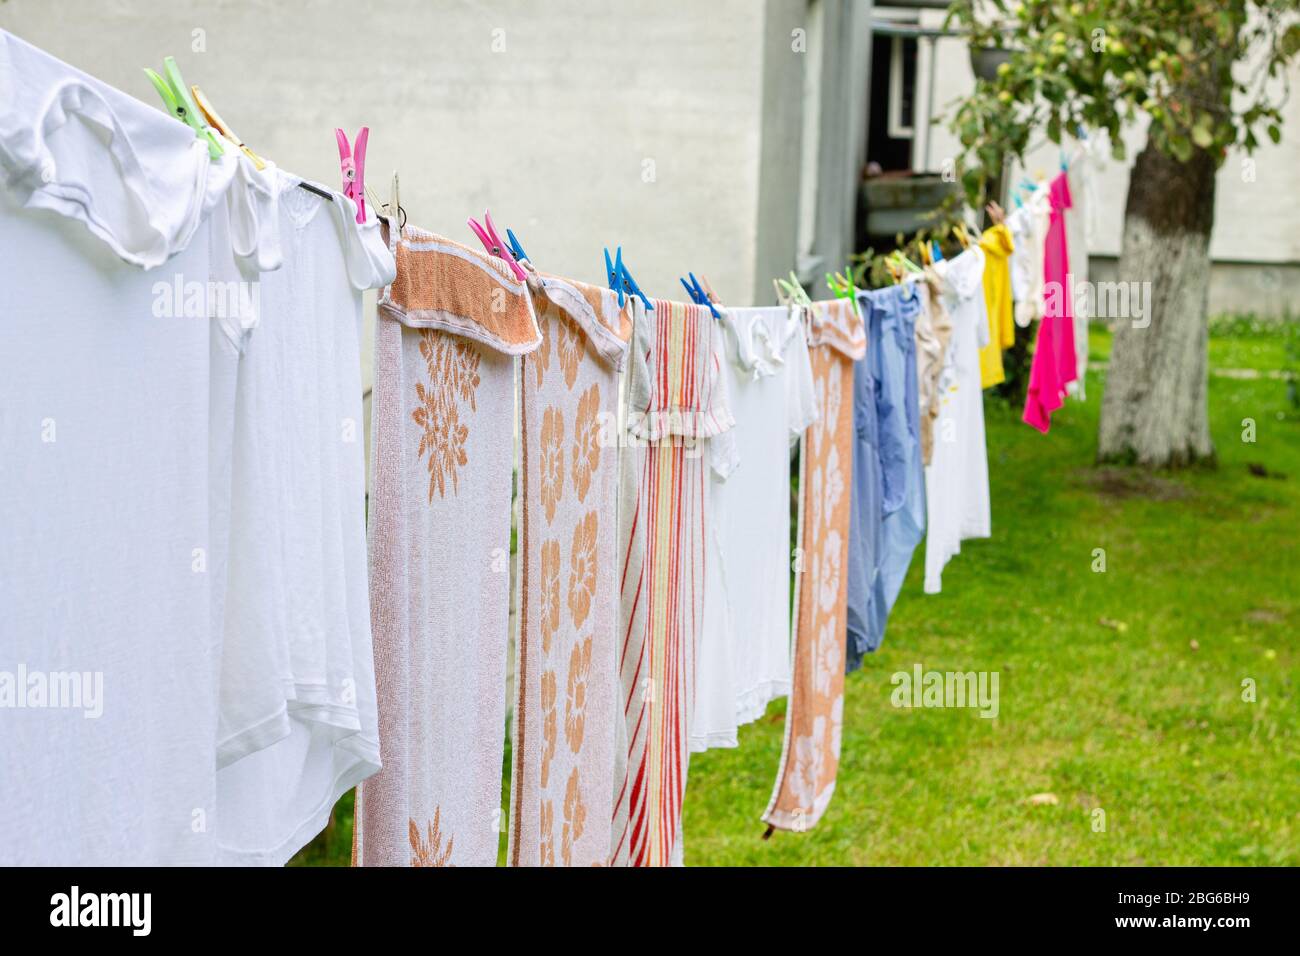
{"left": 1045, "top": 173, "right": 1078, "bottom": 389}
{"left": 1023, "top": 302, "right": 1063, "bottom": 432}
{"left": 1023, "top": 172, "right": 1076, "bottom": 432}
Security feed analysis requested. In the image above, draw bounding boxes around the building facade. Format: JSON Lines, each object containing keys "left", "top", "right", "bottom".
{"left": 4, "top": 0, "right": 1291, "bottom": 331}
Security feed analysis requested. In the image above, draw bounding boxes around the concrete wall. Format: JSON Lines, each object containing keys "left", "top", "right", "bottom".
{"left": 1091, "top": 256, "right": 1300, "bottom": 320}
{"left": 754, "top": 0, "right": 811, "bottom": 304}
{"left": 1, "top": 0, "right": 777, "bottom": 301}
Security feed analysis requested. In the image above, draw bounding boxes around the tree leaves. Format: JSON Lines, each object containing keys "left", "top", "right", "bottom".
{"left": 1192, "top": 113, "right": 1215, "bottom": 149}
{"left": 942, "top": 0, "right": 1300, "bottom": 205}
{"left": 1282, "top": 23, "right": 1300, "bottom": 58}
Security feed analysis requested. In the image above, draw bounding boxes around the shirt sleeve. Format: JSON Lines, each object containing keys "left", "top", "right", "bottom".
{"left": 784, "top": 320, "right": 820, "bottom": 444}
{"left": 979, "top": 223, "right": 1014, "bottom": 263}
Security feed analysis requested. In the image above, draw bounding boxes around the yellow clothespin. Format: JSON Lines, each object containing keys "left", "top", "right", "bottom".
{"left": 389, "top": 171, "right": 403, "bottom": 230}
{"left": 191, "top": 87, "right": 265, "bottom": 169}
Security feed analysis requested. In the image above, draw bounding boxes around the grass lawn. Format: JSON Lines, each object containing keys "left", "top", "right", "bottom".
{"left": 292, "top": 320, "right": 1299, "bottom": 866}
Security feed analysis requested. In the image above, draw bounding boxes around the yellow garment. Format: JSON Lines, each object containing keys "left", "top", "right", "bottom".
{"left": 977, "top": 223, "right": 1015, "bottom": 388}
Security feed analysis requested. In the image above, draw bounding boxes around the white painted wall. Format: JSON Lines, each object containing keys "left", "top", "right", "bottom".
{"left": 0, "top": 0, "right": 779, "bottom": 300}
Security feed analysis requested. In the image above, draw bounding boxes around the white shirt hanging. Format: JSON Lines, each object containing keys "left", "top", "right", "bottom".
{"left": 0, "top": 29, "right": 239, "bottom": 864}
{"left": 924, "top": 247, "right": 991, "bottom": 595}
{"left": 692, "top": 306, "right": 817, "bottom": 752}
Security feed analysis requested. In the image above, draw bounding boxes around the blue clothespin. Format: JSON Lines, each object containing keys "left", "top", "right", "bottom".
{"left": 680, "top": 272, "right": 720, "bottom": 318}
{"left": 506, "top": 228, "right": 529, "bottom": 264}
{"left": 604, "top": 247, "right": 628, "bottom": 307}
{"left": 930, "top": 239, "right": 944, "bottom": 263}
{"left": 621, "top": 255, "right": 653, "bottom": 312}
{"left": 689, "top": 272, "right": 719, "bottom": 317}
{"left": 603, "top": 247, "right": 652, "bottom": 311}
{"left": 604, "top": 247, "right": 620, "bottom": 300}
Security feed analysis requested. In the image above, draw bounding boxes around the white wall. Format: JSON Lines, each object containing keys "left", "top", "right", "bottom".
{"left": 0, "top": 0, "right": 777, "bottom": 301}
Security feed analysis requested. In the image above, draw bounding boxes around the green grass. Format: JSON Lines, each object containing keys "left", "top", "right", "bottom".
{"left": 293, "top": 321, "right": 1299, "bottom": 866}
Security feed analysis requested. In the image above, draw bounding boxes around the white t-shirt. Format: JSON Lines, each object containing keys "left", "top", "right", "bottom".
{"left": 692, "top": 306, "right": 817, "bottom": 751}
{"left": 0, "top": 29, "right": 238, "bottom": 864}
{"left": 1008, "top": 190, "right": 1050, "bottom": 329}
{"left": 213, "top": 173, "right": 394, "bottom": 866}
{"left": 208, "top": 155, "right": 297, "bottom": 767}
{"left": 924, "top": 248, "right": 991, "bottom": 595}
{"left": 0, "top": 30, "right": 230, "bottom": 268}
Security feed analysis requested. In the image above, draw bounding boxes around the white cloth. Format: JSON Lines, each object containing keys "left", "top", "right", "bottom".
{"left": 692, "top": 306, "right": 816, "bottom": 752}
{"left": 209, "top": 159, "right": 293, "bottom": 767}
{"left": 0, "top": 29, "right": 239, "bottom": 864}
{"left": 1007, "top": 188, "right": 1050, "bottom": 329}
{"left": 0, "top": 28, "right": 389, "bottom": 866}
{"left": 0, "top": 30, "right": 232, "bottom": 268}
{"left": 212, "top": 173, "right": 393, "bottom": 866}
{"left": 924, "top": 248, "right": 991, "bottom": 595}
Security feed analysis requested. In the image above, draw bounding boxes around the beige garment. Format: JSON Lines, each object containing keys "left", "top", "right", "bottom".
{"left": 914, "top": 267, "right": 954, "bottom": 466}
{"left": 762, "top": 299, "right": 864, "bottom": 833}
{"left": 508, "top": 272, "right": 631, "bottom": 867}
{"left": 354, "top": 224, "right": 541, "bottom": 867}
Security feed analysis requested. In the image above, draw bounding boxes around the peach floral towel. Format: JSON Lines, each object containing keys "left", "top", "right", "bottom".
{"left": 354, "top": 224, "right": 540, "bottom": 867}
{"left": 762, "top": 299, "right": 864, "bottom": 833}
{"left": 508, "top": 273, "right": 631, "bottom": 867}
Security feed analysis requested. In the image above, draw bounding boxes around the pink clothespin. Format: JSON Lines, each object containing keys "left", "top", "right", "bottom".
{"left": 467, "top": 209, "right": 528, "bottom": 282}
{"left": 335, "top": 127, "right": 369, "bottom": 224}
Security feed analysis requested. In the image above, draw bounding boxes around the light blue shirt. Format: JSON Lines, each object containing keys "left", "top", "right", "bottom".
{"left": 846, "top": 283, "right": 926, "bottom": 670}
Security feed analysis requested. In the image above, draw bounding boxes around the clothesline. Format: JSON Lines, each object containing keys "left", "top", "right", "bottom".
{"left": 0, "top": 29, "right": 1094, "bottom": 867}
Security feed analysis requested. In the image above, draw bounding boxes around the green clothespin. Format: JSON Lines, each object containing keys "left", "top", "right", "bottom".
{"left": 776, "top": 270, "right": 812, "bottom": 307}
{"left": 826, "top": 266, "right": 860, "bottom": 315}
{"left": 144, "top": 56, "right": 223, "bottom": 160}
{"left": 776, "top": 277, "right": 803, "bottom": 306}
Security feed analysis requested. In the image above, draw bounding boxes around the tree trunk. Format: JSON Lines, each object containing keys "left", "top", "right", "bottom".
{"left": 1097, "top": 140, "right": 1217, "bottom": 468}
